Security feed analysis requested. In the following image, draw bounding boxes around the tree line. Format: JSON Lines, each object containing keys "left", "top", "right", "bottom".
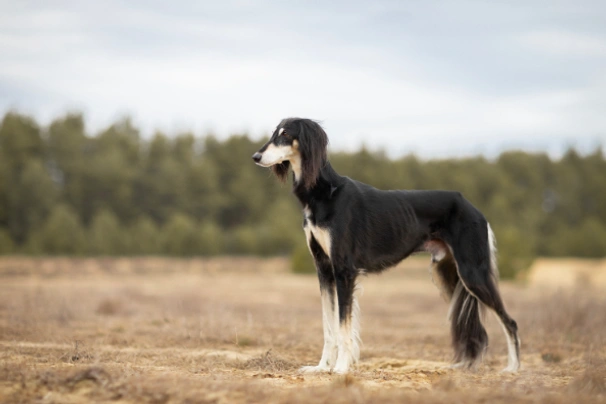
{"left": 1, "top": 111, "right": 605, "bottom": 277}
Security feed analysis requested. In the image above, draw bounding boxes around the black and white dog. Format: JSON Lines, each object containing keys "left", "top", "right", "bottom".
{"left": 252, "top": 118, "right": 520, "bottom": 374}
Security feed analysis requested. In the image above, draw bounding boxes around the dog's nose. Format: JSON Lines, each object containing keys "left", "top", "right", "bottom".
{"left": 252, "top": 152, "right": 262, "bottom": 163}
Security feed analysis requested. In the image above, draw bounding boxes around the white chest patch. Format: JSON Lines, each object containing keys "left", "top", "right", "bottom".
{"left": 303, "top": 207, "right": 332, "bottom": 259}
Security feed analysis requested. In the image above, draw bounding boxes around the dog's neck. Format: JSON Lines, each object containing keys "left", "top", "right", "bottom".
{"left": 292, "top": 159, "right": 342, "bottom": 207}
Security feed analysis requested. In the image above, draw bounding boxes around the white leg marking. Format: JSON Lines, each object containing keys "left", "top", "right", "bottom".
{"left": 488, "top": 222, "right": 520, "bottom": 371}
{"left": 494, "top": 312, "right": 521, "bottom": 372}
{"left": 321, "top": 287, "right": 339, "bottom": 367}
{"left": 333, "top": 319, "right": 355, "bottom": 374}
{"left": 332, "top": 285, "right": 361, "bottom": 375}
{"left": 300, "top": 287, "right": 338, "bottom": 373}
{"left": 350, "top": 288, "right": 361, "bottom": 363}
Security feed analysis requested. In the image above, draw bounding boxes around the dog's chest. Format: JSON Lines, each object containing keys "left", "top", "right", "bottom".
{"left": 303, "top": 206, "right": 332, "bottom": 259}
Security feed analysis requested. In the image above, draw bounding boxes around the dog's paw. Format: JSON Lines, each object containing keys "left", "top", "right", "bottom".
{"left": 299, "top": 365, "right": 331, "bottom": 374}
{"left": 447, "top": 362, "right": 468, "bottom": 369}
{"left": 331, "top": 364, "right": 352, "bottom": 374}
{"left": 500, "top": 364, "right": 520, "bottom": 373}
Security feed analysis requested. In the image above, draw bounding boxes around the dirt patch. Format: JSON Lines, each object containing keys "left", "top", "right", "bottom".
{"left": 1, "top": 257, "right": 605, "bottom": 403}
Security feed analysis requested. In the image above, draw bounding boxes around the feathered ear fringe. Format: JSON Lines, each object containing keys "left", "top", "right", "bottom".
{"left": 271, "top": 161, "right": 291, "bottom": 183}
{"left": 297, "top": 120, "right": 328, "bottom": 189}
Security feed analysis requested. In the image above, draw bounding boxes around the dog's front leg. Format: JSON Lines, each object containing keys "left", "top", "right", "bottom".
{"left": 333, "top": 266, "right": 357, "bottom": 374}
{"left": 299, "top": 257, "right": 338, "bottom": 373}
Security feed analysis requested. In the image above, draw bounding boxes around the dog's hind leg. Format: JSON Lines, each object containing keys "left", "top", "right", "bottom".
{"left": 426, "top": 239, "right": 485, "bottom": 369}
{"left": 332, "top": 263, "right": 358, "bottom": 374}
{"left": 428, "top": 243, "right": 487, "bottom": 369}
{"left": 456, "top": 266, "right": 520, "bottom": 372}
{"left": 483, "top": 224, "right": 520, "bottom": 372}
{"left": 448, "top": 221, "right": 520, "bottom": 372}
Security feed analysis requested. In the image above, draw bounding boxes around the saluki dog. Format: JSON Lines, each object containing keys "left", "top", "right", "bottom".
{"left": 252, "top": 118, "right": 520, "bottom": 374}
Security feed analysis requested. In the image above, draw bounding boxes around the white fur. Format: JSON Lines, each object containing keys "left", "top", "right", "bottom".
{"left": 278, "top": 127, "right": 284, "bottom": 135}
{"left": 495, "top": 311, "right": 521, "bottom": 372}
{"left": 300, "top": 286, "right": 338, "bottom": 373}
{"left": 321, "top": 287, "right": 339, "bottom": 367}
{"left": 463, "top": 283, "right": 486, "bottom": 326}
{"left": 447, "top": 281, "right": 464, "bottom": 322}
{"left": 433, "top": 248, "right": 447, "bottom": 262}
{"left": 255, "top": 140, "right": 302, "bottom": 182}
{"left": 487, "top": 223, "right": 499, "bottom": 278}
{"left": 487, "top": 222, "right": 520, "bottom": 371}
{"left": 255, "top": 143, "right": 294, "bottom": 167}
{"left": 290, "top": 153, "right": 302, "bottom": 182}
{"left": 303, "top": 206, "right": 332, "bottom": 259}
{"left": 333, "top": 319, "right": 355, "bottom": 374}
{"left": 330, "top": 287, "right": 362, "bottom": 374}
{"left": 350, "top": 287, "right": 362, "bottom": 363}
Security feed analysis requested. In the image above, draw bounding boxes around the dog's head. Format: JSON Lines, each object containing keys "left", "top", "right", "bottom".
{"left": 252, "top": 118, "right": 328, "bottom": 189}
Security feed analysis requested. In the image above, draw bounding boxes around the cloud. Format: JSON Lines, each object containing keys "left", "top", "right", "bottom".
{"left": 0, "top": 0, "right": 605, "bottom": 158}
{"left": 519, "top": 30, "right": 606, "bottom": 57}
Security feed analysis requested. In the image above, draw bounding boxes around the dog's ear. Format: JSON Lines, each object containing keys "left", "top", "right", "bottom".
{"left": 271, "top": 161, "right": 291, "bottom": 183}
{"left": 297, "top": 120, "right": 328, "bottom": 189}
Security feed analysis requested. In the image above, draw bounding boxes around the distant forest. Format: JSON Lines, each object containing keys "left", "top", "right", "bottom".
{"left": 1, "top": 111, "right": 605, "bottom": 277}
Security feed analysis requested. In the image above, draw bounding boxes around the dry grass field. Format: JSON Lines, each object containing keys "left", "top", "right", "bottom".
{"left": 1, "top": 257, "right": 605, "bottom": 403}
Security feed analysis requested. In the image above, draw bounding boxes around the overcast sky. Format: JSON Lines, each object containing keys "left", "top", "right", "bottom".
{"left": 1, "top": 0, "right": 605, "bottom": 158}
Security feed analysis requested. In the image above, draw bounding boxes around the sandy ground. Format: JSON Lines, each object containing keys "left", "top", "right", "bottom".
{"left": 0, "top": 257, "right": 605, "bottom": 403}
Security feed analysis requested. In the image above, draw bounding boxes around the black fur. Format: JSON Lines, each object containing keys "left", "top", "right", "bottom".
{"left": 271, "top": 161, "right": 290, "bottom": 183}
{"left": 295, "top": 119, "right": 328, "bottom": 189}
{"left": 253, "top": 118, "right": 520, "bottom": 371}
{"left": 450, "top": 282, "right": 489, "bottom": 365}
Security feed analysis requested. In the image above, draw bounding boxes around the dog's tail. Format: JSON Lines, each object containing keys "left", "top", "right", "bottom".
{"left": 447, "top": 280, "right": 488, "bottom": 367}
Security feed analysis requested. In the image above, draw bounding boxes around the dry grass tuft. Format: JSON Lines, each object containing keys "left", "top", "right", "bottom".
{"left": 59, "top": 341, "right": 94, "bottom": 363}
{"left": 237, "top": 349, "right": 297, "bottom": 372}
{"left": 569, "top": 371, "right": 606, "bottom": 395}
{"left": 541, "top": 351, "right": 563, "bottom": 363}
{"left": 235, "top": 335, "right": 255, "bottom": 347}
{"left": 568, "top": 358, "right": 606, "bottom": 394}
{"left": 95, "top": 298, "right": 123, "bottom": 315}
{"left": 63, "top": 366, "right": 112, "bottom": 387}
